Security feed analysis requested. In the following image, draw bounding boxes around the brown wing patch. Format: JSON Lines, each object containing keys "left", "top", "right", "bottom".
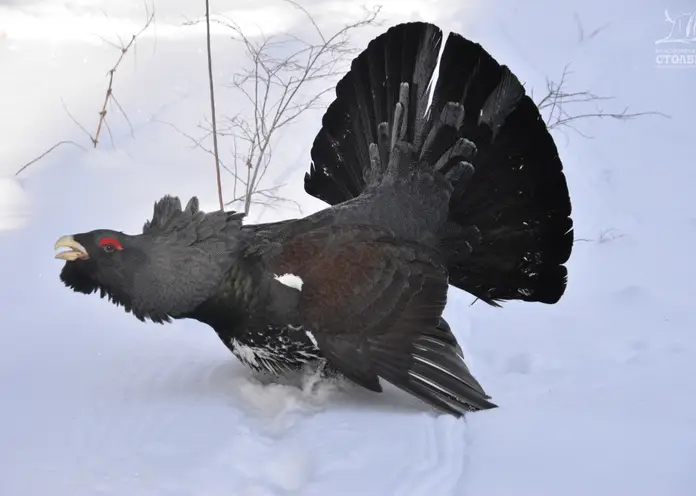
{"left": 270, "top": 223, "right": 397, "bottom": 278}
{"left": 269, "top": 224, "right": 443, "bottom": 332}
{"left": 271, "top": 227, "right": 333, "bottom": 275}
{"left": 267, "top": 223, "right": 496, "bottom": 416}
{"left": 300, "top": 241, "right": 393, "bottom": 328}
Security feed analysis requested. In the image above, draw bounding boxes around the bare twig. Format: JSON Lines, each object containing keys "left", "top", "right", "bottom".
{"left": 14, "top": 141, "right": 87, "bottom": 177}
{"left": 205, "top": 0, "right": 224, "bottom": 210}
{"left": 152, "top": 119, "right": 243, "bottom": 182}
{"left": 60, "top": 97, "right": 93, "bottom": 142}
{"left": 109, "top": 93, "right": 135, "bottom": 139}
{"left": 573, "top": 13, "right": 610, "bottom": 44}
{"left": 186, "top": 1, "right": 381, "bottom": 214}
{"left": 12, "top": 3, "right": 155, "bottom": 176}
{"left": 92, "top": 6, "right": 155, "bottom": 148}
{"left": 598, "top": 228, "right": 627, "bottom": 244}
{"left": 573, "top": 228, "right": 627, "bottom": 244}
{"left": 536, "top": 64, "right": 668, "bottom": 139}
{"left": 224, "top": 185, "right": 302, "bottom": 213}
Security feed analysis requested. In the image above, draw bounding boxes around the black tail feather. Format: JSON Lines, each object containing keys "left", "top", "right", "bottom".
{"left": 306, "top": 22, "right": 443, "bottom": 205}
{"left": 305, "top": 22, "right": 573, "bottom": 306}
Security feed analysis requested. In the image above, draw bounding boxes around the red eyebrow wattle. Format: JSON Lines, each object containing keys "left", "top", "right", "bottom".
{"left": 98, "top": 237, "right": 124, "bottom": 251}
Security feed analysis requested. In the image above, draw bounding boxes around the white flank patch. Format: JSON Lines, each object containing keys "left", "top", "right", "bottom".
{"left": 305, "top": 330, "right": 318, "bottom": 348}
{"left": 274, "top": 273, "right": 304, "bottom": 291}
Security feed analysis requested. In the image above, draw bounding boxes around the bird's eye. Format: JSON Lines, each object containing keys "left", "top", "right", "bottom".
{"left": 97, "top": 237, "right": 123, "bottom": 253}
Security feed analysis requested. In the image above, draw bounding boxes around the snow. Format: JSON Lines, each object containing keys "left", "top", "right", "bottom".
{"left": 1, "top": 1, "right": 695, "bottom": 495}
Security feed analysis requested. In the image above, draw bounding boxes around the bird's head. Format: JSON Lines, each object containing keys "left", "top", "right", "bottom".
{"left": 54, "top": 195, "right": 247, "bottom": 323}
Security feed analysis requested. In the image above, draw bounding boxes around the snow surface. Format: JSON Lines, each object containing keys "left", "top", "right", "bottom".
{"left": 1, "top": 1, "right": 695, "bottom": 495}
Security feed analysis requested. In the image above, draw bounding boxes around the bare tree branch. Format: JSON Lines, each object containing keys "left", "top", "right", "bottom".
{"left": 187, "top": 1, "right": 381, "bottom": 214}
{"left": 152, "top": 118, "right": 244, "bottom": 182}
{"left": 12, "top": 3, "right": 155, "bottom": 176}
{"left": 534, "top": 62, "right": 668, "bottom": 140}
{"left": 60, "top": 97, "right": 94, "bottom": 143}
{"left": 109, "top": 93, "right": 135, "bottom": 139}
{"left": 205, "top": 0, "right": 224, "bottom": 210}
{"left": 92, "top": 6, "right": 155, "bottom": 148}
{"left": 224, "top": 188, "right": 303, "bottom": 216}
{"left": 573, "top": 13, "right": 610, "bottom": 44}
{"left": 14, "top": 141, "right": 87, "bottom": 177}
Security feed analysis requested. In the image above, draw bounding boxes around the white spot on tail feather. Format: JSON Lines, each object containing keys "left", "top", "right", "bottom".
{"left": 274, "top": 273, "right": 303, "bottom": 290}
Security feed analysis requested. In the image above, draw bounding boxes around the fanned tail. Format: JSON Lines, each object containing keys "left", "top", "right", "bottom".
{"left": 306, "top": 22, "right": 443, "bottom": 203}
{"left": 305, "top": 22, "right": 573, "bottom": 305}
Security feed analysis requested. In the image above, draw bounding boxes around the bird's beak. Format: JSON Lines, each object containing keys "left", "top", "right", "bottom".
{"left": 54, "top": 235, "right": 89, "bottom": 261}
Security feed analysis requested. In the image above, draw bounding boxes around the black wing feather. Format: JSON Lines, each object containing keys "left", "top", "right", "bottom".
{"left": 276, "top": 225, "right": 496, "bottom": 416}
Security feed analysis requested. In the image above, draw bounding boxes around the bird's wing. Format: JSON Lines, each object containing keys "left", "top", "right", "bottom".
{"left": 271, "top": 224, "right": 496, "bottom": 415}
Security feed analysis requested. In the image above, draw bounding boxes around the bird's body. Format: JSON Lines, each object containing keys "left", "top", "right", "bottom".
{"left": 55, "top": 22, "right": 573, "bottom": 416}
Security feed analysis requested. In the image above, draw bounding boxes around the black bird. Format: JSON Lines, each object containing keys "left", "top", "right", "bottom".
{"left": 54, "top": 22, "right": 573, "bottom": 416}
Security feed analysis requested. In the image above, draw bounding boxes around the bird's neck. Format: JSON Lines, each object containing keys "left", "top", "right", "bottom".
{"left": 182, "top": 259, "right": 266, "bottom": 333}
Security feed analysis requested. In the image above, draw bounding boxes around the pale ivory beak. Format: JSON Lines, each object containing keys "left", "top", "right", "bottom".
{"left": 54, "top": 235, "right": 89, "bottom": 261}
